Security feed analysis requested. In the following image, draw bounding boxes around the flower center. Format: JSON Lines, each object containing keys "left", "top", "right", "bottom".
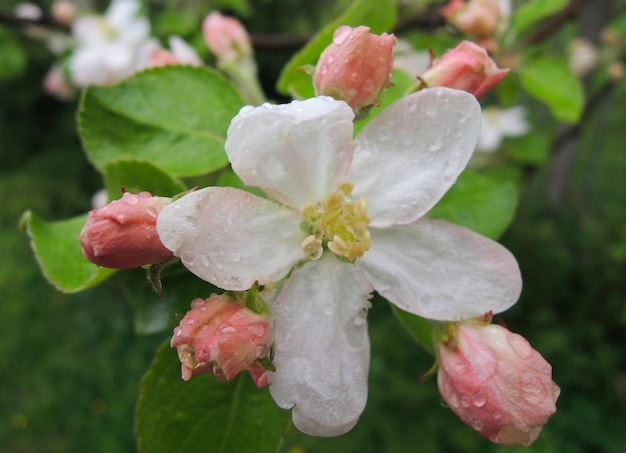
{"left": 300, "top": 181, "right": 371, "bottom": 261}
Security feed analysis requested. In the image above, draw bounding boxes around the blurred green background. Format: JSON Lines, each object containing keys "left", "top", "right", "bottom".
{"left": 1, "top": 0, "right": 625, "bottom": 451}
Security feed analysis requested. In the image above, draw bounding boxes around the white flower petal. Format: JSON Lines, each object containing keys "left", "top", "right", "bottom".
{"left": 350, "top": 88, "right": 481, "bottom": 228}
{"left": 269, "top": 255, "right": 372, "bottom": 436}
{"left": 226, "top": 97, "right": 355, "bottom": 209}
{"left": 356, "top": 219, "right": 522, "bottom": 321}
{"left": 156, "top": 187, "right": 306, "bottom": 290}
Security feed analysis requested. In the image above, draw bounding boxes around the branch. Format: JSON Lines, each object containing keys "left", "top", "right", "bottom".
{"left": 0, "top": 10, "right": 69, "bottom": 32}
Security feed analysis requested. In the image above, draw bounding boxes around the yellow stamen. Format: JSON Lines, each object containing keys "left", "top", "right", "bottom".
{"left": 300, "top": 181, "right": 371, "bottom": 260}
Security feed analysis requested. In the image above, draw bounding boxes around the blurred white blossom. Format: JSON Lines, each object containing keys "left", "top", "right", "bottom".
{"left": 476, "top": 106, "right": 529, "bottom": 153}
{"left": 69, "top": 0, "right": 151, "bottom": 87}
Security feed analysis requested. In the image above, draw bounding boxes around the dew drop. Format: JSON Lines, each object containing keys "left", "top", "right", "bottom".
{"left": 472, "top": 419, "right": 484, "bottom": 430}
{"left": 221, "top": 326, "right": 236, "bottom": 334}
{"left": 123, "top": 194, "right": 139, "bottom": 205}
{"left": 116, "top": 214, "right": 126, "bottom": 223}
{"left": 200, "top": 256, "right": 211, "bottom": 268}
{"left": 460, "top": 394, "right": 470, "bottom": 408}
{"left": 174, "top": 327, "right": 182, "bottom": 337}
{"left": 333, "top": 26, "right": 352, "bottom": 45}
{"left": 255, "top": 344, "right": 269, "bottom": 358}
{"left": 353, "top": 315, "right": 366, "bottom": 326}
{"left": 191, "top": 298, "right": 205, "bottom": 309}
{"left": 247, "top": 324, "right": 265, "bottom": 337}
{"left": 362, "top": 78, "right": 374, "bottom": 92}
{"left": 320, "top": 64, "right": 329, "bottom": 75}
{"left": 429, "top": 140, "right": 443, "bottom": 152}
{"left": 448, "top": 392, "right": 459, "bottom": 408}
{"left": 493, "top": 410, "right": 502, "bottom": 419}
{"left": 145, "top": 207, "right": 158, "bottom": 217}
{"left": 472, "top": 390, "right": 487, "bottom": 407}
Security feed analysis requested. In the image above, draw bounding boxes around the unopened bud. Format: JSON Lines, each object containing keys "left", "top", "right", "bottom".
{"left": 419, "top": 40, "right": 508, "bottom": 99}
{"left": 314, "top": 25, "right": 396, "bottom": 117}
{"left": 79, "top": 190, "right": 173, "bottom": 269}
{"left": 202, "top": 11, "right": 252, "bottom": 61}
{"left": 442, "top": 0, "right": 502, "bottom": 38}
{"left": 171, "top": 294, "right": 271, "bottom": 387}
{"left": 434, "top": 317, "right": 559, "bottom": 446}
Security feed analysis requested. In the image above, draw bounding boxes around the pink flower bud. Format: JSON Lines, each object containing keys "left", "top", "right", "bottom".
{"left": 51, "top": 0, "right": 78, "bottom": 26}
{"left": 171, "top": 294, "right": 271, "bottom": 387}
{"left": 79, "top": 191, "right": 173, "bottom": 269}
{"left": 313, "top": 25, "right": 396, "bottom": 116}
{"left": 202, "top": 11, "right": 252, "bottom": 60}
{"left": 419, "top": 40, "right": 508, "bottom": 99}
{"left": 442, "top": 0, "right": 502, "bottom": 38}
{"left": 435, "top": 318, "right": 559, "bottom": 446}
{"left": 43, "top": 65, "right": 75, "bottom": 101}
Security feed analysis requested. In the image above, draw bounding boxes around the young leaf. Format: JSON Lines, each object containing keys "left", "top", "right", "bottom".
{"left": 276, "top": 0, "right": 396, "bottom": 99}
{"left": 104, "top": 159, "right": 187, "bottom": 200}
{"left": 518, "top": 56, "right": 584, "bottom": 123}
{"left": 389, "top": 305, "right": 435, "bottom": 354}
{"left": 136, "top": 340, "right": 290, "bottom": 453}
{"left": 510, "top": 0, "right": 569, "bottom": 38}
{"left": 428, "top": 171, "right": 518, "bottom": 240}
{"left": 79, "top": 66, "right": 244, "bottom": 177}
{"left": 21, "top": 211, "right": 116, "bottom": 293}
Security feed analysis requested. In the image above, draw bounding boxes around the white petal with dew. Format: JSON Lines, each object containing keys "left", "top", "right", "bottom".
{"left": 268, "top": 255, "right": 372, "bottom": 436}
{"left": 356, "top": 218, "right": 522, "bottom": 321}
{"left": 156, "top": 187, "right": 306, "bottom": 290}
{"left": 226, "top": 97, "right": 355, "bottom": 210}
{"left": 350, "top": 88, "right": 481, "bottom": 228}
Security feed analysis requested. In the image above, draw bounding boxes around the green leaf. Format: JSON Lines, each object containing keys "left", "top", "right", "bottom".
{"left": 510, "top": 0, "right": 569, "bottom": 37}
{"left": 79, "top": 66, "right": 244, "bottom": 177}
{"left": 518, "top": 56, "right": 583, "bottom": 123}
{"left": 276, "top": 0, "right": 396, "bottom": 98}
{"left": 389, "top": 305, "right": 434, "bottom": 354}
{"left": 0, "top": 28, "right": 26, "bottom": 79}
{"left": 428, "top": 171, "right": 518, "bottom": 240}
{"left": 217, "top": 168, "right": 266, "bottom": 197}
{"left": 507, "top": 131, "right": 550, "bottom": 165}
{"left": 136, "top": 340, "right": 290, "bottom": 453}
{"left": 21, "top": 211, "right": 116, "bottom": 293}
{"left": 104, "top": 159, "right": 187, "bottom": 200}
{"left": 354, "top": 69, "right": 415, "bottom": 134}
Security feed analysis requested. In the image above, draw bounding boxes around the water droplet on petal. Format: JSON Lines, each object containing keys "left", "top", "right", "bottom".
{"left": 460, "top": 395, "right": 470, "bottom": 407}
{"left": 333, "top": 26, "right": 352, "bottom": 45}
{"left": 473, "top": 419, "right": 484, "bottom": 430}
{"left": 448, "top": 392, "right": 459, "bottom": 408}
{"left": 191, "top": 298, "right": 205, "bottom": 309}
{"left": 255, "top": 344, "right": 269, "bottom": 358}
{"left": 472, "top": 390, "right": 487, "bottom": 407}
{"left": 221, "top": 326, "right": 236, "bottom": 334}
{"left": 493, "top": 410, "right": 502, "bottom": 419}
{"left": 429, "top": 140, "right": 443, "bottom": 152}
{"left": 246, "top": 324, "right": 265, "bottom": 337}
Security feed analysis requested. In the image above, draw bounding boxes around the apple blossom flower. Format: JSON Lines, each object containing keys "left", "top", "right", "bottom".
{"left": 147, "top": 36, "right": 203, "bottom": 68}
{"left": 68, "top": 0, "right": 151, "bottom": 87}
{"left": 156, "top": 88, "right": 522, "bottom": 436}
{"left": 313, "top": 26, "right": 396, "bottom": 117}
{"left": 202, "top": 11, "right": 252, "bottom": 61}
{"left": 476, "top": 106, "right": 529, "bottom": 153}
{"left": 442, "top": 0, "right": 503, "bottom": 38}
{"left": 79, "top": 190, "right": 173, "bottom": 269}
{"left": 171, "top": 294, "right": 271, "bottom": 387}
{"left": 393, "top": 39, "right": 431, "bottom": 77}
{"left": 568, "top": 38, "right": 598, "bottom": 77}
{"left": 417, "top": 40, "right": 508, "bottom": 99}
{"left": 435, "top": 315, "right": 559, "bottom": 446}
